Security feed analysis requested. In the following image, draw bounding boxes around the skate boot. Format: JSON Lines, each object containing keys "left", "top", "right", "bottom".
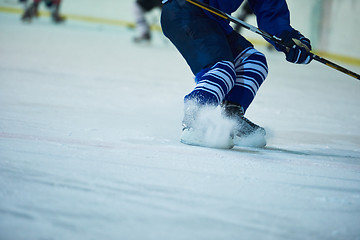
{"left": 133, "top": 32, "right": 151, "bottom": 43}
{"left": 21, "top": 2, "right": 39, "bottom": 23}
{"left": 222, "top": 100, "right": 266, "bottom": 148}
{"left": 180, "top": 101, "right": 234, "bottom": 149}
{"left": 52, "top": 12, "right": 66, "bottom": 23}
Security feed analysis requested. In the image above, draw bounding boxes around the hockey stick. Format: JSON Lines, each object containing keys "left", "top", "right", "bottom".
{"left": 185, "top": 0, "right": 360, "bottom": 80}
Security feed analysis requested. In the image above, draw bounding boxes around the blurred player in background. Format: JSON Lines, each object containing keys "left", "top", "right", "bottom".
{"left": 133, "top": 0, "right": 162, "bottom": 43}
{"left": 20, "top": 0, "right": 66, "bottom": 23}
{"left": 233, "top": 0, "right": 253, "bottom": 33}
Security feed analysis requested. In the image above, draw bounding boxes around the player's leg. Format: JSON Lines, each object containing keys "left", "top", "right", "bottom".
{"left": 161, "top": 0, "right": 236, "bottom": 104}
{"left": 21, "top": 0, "right": 41, "bottom": 22}
{"left": 133, "top": 0, "right": 151, "bottom": 42}
{"left": 161, "top": 0, "right": 237, "bottom": 148}
{"left": 222, "top": 31, "right": 269, "bottom": 147}
{"left": 50, "top": 0, "right": 66, "bottom": 23}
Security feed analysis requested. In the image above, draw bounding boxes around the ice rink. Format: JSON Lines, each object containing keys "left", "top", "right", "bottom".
{"left": 1, "top": 9, "right": 360, "bottom": 240}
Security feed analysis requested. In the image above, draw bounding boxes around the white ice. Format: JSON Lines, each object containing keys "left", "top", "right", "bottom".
{"left": 1, "top": 12, "right": 360, "bottom": 240}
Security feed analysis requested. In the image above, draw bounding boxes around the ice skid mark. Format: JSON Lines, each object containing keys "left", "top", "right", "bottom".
{"left": 0, "top": 132, "right": 117, "bottom": 149}
{"left": 181, "top": 107, "right": 235, "bottom": 149}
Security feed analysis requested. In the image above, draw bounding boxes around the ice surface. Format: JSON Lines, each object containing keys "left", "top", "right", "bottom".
{"left": 1, "top": 12, "right": 360, "bottom": 240}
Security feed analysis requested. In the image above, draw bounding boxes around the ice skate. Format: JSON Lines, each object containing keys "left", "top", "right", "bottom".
{"left": 133, "top": 32, "right": 151, "bottom": 43}
{"left": 222, "top": 101, "right": 266, "bottom": 148}
{"left": 51, "top": 13, "right": 66, "bottom": 23}
{"left": 180, "top": 101, "right": 235, "bottom": 149}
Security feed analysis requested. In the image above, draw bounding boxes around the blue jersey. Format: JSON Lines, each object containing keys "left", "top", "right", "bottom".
{"left": 204, "top": 0, "right": 294, "bottom": 36}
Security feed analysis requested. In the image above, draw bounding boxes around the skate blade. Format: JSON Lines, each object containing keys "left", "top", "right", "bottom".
{"left": 233, "top": 132, "right": 266, "bottom": 148}
{"left": 180, "top": 128, "right": 234, "bottom": 149}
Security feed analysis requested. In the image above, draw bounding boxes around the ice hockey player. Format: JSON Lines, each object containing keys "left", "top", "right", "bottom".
{"left": 161, "top": 0, "right": 312, "bottom": 149}
{"left": 133, "top": 0, "right": 162, "bottom": 43}
{"left": 21, "top": 0, "right": 66, "bottom": 23}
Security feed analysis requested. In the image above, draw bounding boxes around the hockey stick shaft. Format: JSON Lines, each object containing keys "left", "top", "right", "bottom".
{"left": 185, "top": 0, "right": 360, "bottom": 80}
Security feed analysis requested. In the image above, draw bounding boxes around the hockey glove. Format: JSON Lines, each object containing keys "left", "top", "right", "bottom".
{"left": 278, "top": 30, "right": 313, "bottom": 64}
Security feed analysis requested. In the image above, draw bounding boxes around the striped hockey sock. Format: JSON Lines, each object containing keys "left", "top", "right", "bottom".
{"left": 185, "top": 61, "right": 236, "bottom": 105}
{"left": 225, "top": 47, "right": 268, "bottom": 112}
